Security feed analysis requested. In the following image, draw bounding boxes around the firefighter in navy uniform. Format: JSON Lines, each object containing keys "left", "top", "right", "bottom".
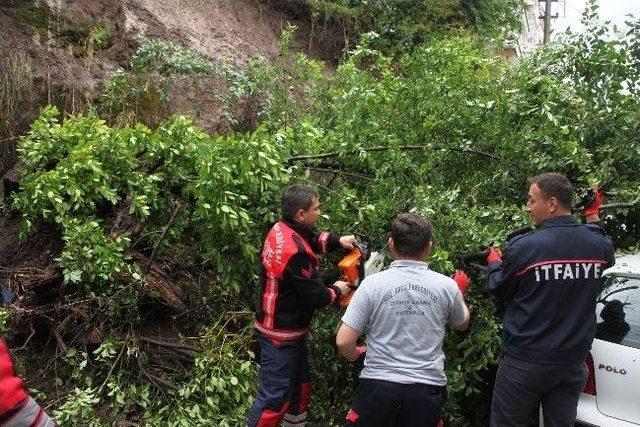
{"left": 1, "top": 288, "right": 55, "bottom": 426}
{"left": 247, "top": 184, "right": 354, "bottom": 427}
{"left": 485, "top": 173, "right": 615, "bottom": 427}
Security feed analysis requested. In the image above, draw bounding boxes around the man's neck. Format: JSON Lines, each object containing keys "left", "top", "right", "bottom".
{"left": 545, "top": 211, "right": 573, "bottom": 221}
{"left": 393, "top": 256, "right": 426, "bottom": 262}
{"left": 538, "top": 212, "right": 573, "bottom": 226}
{"left": 283, "top": 218, "right": 314, "bottom": 234}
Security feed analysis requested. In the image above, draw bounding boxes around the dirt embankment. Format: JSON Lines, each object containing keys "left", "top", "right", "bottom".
{"left": 0, "top": 0, "right": 342, "bottom": 178}
{"left": 0, "top": 0, "right": 339, "bottom": 131}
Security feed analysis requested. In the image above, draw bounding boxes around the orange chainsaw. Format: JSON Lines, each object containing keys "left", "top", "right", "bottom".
{"left": 338, "top": 241, "right": 387, "bottom": 307}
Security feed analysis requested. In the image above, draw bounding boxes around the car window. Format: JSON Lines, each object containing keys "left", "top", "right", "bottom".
{"left": 596, "top": 275, "right": 640, "bottom": 349}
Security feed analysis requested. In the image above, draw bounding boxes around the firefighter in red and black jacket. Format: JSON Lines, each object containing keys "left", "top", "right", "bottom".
{"left": 247, "top": 185, "right": 355, "bottom": 427}
{"left": 1, "top": 288, "right": 55, "bottom": 426}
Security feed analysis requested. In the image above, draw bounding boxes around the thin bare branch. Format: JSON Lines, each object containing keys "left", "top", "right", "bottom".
{"left": 288, "top": 144, "right": 503, "bottom": 163}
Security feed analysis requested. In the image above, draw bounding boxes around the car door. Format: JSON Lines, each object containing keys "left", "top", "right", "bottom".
{"left": 592, "top": 274, "right": 640, "bottom": 424}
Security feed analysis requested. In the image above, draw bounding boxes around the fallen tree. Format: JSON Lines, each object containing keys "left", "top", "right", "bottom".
{"left": 3, "top": 4, "right": 640, "bottom": 424}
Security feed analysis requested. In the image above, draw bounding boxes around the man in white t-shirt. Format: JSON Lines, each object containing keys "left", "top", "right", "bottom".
{"left": 336, "top": 212, "right": 471, "bottom": 426}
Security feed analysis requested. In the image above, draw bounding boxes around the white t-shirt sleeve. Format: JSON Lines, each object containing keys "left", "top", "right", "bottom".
{"left": 341, "top": 279, "right": 372, "bottom": 333}
{"left": 448, "top": 288, "right": 467, "bottom": 328}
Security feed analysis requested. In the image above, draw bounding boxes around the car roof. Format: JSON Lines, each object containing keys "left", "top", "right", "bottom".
{"left": 603, "top": 252, "right": 640, "bottom": 278}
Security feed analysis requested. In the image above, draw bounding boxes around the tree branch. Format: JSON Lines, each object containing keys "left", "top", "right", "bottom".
{"left": 138, "top": 335, "right": 199, "bottom": 353}
{"left": 601, "top": 201, "right": 639, "bottom": 210}
{"left": 145, "top": 201, "right": 181, "bottom": 273}
{"left": 288, "top": 144, "right": 503, "bottom": 163}
{"left": 53, "top": 328, "right": 67, "bottom": 352}
{"left": 97, "top": 333, "right": 129, "bottom": 395}
{"left": 141, "top": 369, "right": 179, "bottom": 390}
{"left": 15, "top": 321, "right": 36, "bottom": 351}
{"left": 306, "top": 166, "right": 374, "bottom": 182}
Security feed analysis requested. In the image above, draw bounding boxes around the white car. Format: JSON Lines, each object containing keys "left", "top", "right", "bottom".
{"left": 575, "top": 252, "right": 640, "bottom": 426}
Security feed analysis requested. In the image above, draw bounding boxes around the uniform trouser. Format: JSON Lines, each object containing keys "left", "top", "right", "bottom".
{"left": 491, "top": 354, "right": 588, "bottom": 427}
{"left": 1, "top": 397, "right": 55, "bottom": 427}
{"left": 344, "top": 378, "right": 444, "bottom": 427}
{"left": 246, "top": 332, "right": 311, "bottom": 427}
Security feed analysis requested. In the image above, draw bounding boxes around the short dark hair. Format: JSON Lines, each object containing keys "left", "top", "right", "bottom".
{"left": 281, "top": 184, "right": 318, "bottom": 221}
{"left": 391, "top": 213, "right": 433, "bottom": 257}
{"left": 529, "top": 172, "right": 573, "bottom": 209}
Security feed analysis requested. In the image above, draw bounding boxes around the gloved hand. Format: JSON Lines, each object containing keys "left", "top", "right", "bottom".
{"left": 583, "top": 187, "right": 604, "bottom": 217}
{"left": 487, "top": 247, "right": 502, "bottom": 264}
{"left": 452, "top": 270, "right": 470, "bottom": 294}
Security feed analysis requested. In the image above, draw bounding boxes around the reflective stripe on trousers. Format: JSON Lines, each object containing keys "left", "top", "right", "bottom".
{"left": 3, "top": 397, "right": 55, "bottom": 427}
{"left": 282, "top": 410, "right": 307, "bottom": 426}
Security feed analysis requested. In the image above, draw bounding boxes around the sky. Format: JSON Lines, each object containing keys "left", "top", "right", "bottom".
{"left": 552, "top": 0, "right": 640, "bottom": 37}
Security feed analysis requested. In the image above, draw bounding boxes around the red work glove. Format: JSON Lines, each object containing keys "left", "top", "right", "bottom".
{"left": 356, "top": 345, "right": 367, "bottom": 359}
{"left": 487, "top": 247, "right": 502, "bottom": 264}
{"left": 583, "top": 188, "right": 604, "bottom": 217}
{"left": 452, "top": 270, "right": 470, "bottom": 294}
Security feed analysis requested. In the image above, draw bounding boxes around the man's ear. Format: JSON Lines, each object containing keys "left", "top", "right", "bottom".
{"left": 420, "top": 241, "right": 433, "bottom": 260}
{"left": 548, "top": 197, "right": 559, "bottom": 214}
{"left": 293, "top": 208, "right": 305, "bottom": 222}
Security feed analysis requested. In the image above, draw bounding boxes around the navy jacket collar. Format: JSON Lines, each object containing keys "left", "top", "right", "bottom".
{"left": 538, "top": 215, "right": 578, "bottom": 229}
